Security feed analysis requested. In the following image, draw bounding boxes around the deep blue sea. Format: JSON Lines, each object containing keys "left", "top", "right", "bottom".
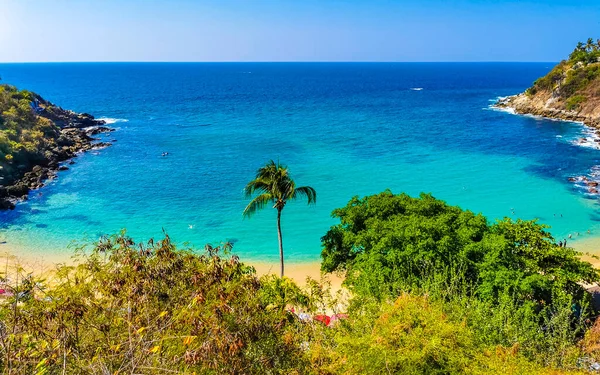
{"left": 1, "top": 63, "right": 600, "bottom": 263}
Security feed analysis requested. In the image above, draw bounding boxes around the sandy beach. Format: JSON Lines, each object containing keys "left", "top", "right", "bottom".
{"left": 0, "top": 242, "right": 342, "bottom": 289}
{"left": 3, "top": 235, "right": 600, "bottom": 291}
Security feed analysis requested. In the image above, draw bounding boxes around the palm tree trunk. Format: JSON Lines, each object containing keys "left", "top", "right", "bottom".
{"left": 277, "top": 208, "right": 284, "bottom": 277}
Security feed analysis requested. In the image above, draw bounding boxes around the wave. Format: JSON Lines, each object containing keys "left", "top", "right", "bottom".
{"left": 410, "top": 88, "right": 423, "bottom": 91}
{"left": 569, "top": 131, "right": 600, "bottom": 150}
{"left": 486, "top": 105, "right": 516, "bottom": 115}
{"left": 98, "top": 117, "right": 129, "bottom": 125}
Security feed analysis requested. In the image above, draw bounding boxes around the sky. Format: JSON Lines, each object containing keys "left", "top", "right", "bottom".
{"left": 0, "top": 0, "right": 598, "bottom": 62}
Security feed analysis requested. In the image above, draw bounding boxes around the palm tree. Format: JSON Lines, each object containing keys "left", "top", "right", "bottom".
{"left": 586, "top": 38, "right": 595, "bottom": 52}
{"left": 243, "top": 160, "right": 316, "bottom": 277}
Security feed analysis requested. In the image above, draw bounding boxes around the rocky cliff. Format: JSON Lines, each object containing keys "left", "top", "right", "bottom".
{"left": 496, "top": 38, "right": 600, "bottom": 127}
{"left": 0, "top": 85, "right": 114, "bottom": 209}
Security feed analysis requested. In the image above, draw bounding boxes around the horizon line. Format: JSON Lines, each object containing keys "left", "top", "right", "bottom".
{"left": 0, "top": 60, "right": 560, "bottom": 64}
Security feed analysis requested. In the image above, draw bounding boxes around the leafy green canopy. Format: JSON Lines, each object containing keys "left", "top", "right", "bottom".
{"left": 320, "top": 191, "right": 598, "bottom": 306}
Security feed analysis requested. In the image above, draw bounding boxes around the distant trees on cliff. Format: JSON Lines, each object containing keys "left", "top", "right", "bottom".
{"left": 569, "top": 37, "right": 600, "bottom": 65}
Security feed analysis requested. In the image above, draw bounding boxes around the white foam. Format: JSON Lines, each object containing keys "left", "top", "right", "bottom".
{"left": 410, "top": 87, "right": 423, "bottom": 91}
{"left": 97, "top": 117, "right": 129, "bottom": 125}
{"left": 487, "top": 105, "right": 516, "bottom": 115}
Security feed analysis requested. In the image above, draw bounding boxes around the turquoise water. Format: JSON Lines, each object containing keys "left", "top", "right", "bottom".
{"left": 1, "top": 63, "right": 600, "bottom": 263}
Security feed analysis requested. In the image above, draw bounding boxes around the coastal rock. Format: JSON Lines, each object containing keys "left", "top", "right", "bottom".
{"left": 92, "top": 142, "right": 112, "bottom": 150}
{"left": 6, "top": 184, "right": 29, "bottom": 198}
{"left": 586, "top": 181, "right": 599, "bottom": 187}
{"left": 85, "top": 126, "right": 115, "bottom": 136}
{"left": 495, "top": 94, "right": 600, "bottom": 128}
{"left": 0, "top": 87, "right": 116, "bottom": 210}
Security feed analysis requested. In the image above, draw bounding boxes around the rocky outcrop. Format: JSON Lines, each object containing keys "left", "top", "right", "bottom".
{"left": 0, "top": 94, "right": 115, "bottom": 210}
{"left": 494, "top": 47, "right": 600, "bottom": 128}
{"left": 495, "top": 93, "right": 600, "bottom": 128}
{"left": 493, "top": 42, "right": 600, "bottom": 198}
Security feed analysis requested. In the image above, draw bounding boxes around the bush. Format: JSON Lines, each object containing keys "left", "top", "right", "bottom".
{"left": 566, "top": 95, "right": 587, "bottom": 111}
{"left": 0, "top": 234, "right": 312, "bottom": 374}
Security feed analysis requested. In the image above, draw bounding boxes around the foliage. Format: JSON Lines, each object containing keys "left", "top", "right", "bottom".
{"left": 309, "top": 294, "right": 575, "bottom": 375}
{"left": 526, "top": 38, "right": 600, "bottom": 110}
{"left": 0, "top": 228, "right": 595, "bottom": 374}
{"left": 0, "top": 84, "right": 61, "bottom": 184}
{"left": 566, "top": 95, "right": 587, "bottom": 111}
{"left": 243, "top": 160, "right": 316, "bottom": 277}
{"left": 321, "top": 191, "right": 597, "bottom": 306}
{"left": 569, "top": 38, "right": 600, "bottom": 65}
{"left": 529, "top": 61, "right": 568, "bottom": 95}
{"left": 320, "top": 191, "right": 598, "bottom": 368}
{"left": 0, "top": 234, "right": 313, "bottom": 374}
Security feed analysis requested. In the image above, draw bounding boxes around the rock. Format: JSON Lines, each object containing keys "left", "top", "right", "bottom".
{"left": 568, "top": 177, "right": 577, "bottom": 182}
{"left": 85, "top": 126, "right": 114, "bottom": 136}
{"left": 590, "top": 188, "right": 599, "bottom": 194}
{"left": 0, "top": 199, "right": 15, "bottom": 210}
{"left": 6, "top": 184, "right": 29, "bottom": 198}
{"left": 586, "top": 181, "right": 599, "bottom": 187}
{"left": 0, "top": 91, "right": 115, "bottom": 210}
{"left": 92, "top": 142, "right": 112, "bottom": 150}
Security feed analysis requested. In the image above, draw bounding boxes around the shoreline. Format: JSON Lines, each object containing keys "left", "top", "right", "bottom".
{"left": 3, "top": 235, "right": 600, "bottom": 290}
{"left": 494, "top": 94, "right": 600, "bottom": 195}
{"left": 494, "top": 93, "right": 600, "bottom": 129}
{"left": 0, "top": 87, "right": 114, "bottom": 210}
{"left": 0, "top": 243, "right": 343, "bottom": 289}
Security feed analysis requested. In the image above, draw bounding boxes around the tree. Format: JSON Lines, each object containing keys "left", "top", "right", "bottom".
{"left": 586, "top": 37, "right": 595, "bottom": 52}
{"left": 243, "top": 160, "right": 316, "bottom": 277}
{"left": 321, "top": 191, "right": 598, "bottom": 306}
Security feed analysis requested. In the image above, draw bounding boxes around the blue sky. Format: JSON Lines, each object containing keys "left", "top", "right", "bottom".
{"left": 1, "top": 0, "right": 598, "bottom": 62}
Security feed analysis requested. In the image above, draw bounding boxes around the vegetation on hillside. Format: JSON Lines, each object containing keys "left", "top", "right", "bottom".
{"left": 525, "top": 38, "right": 600, "bottom": 111}
{"left": 0, "top": 85, "right": 62, "bottom": 185}
{"left": 3, "top": 192, "right": 600, "bottom": 373}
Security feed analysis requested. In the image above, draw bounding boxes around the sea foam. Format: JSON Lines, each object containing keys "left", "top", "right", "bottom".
{"left": 98, "top": 117, "right": 129, "bottom": 125}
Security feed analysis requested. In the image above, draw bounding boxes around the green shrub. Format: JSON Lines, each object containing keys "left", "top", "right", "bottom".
{"left": 566, "top": 95, "right": 587, "bottom": 111}
{"left": 0, "top": 235, "right": 312, "bottom": 374}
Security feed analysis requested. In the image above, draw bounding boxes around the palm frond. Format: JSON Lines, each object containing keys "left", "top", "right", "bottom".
{"left": 242, "top": 193, "right": 273, "bottom": 218}
{"left": 293, "top": 186, "right": 317, "bottom": 205}
{"left": 243, "top": 178, "right": 272, "bottom": 198}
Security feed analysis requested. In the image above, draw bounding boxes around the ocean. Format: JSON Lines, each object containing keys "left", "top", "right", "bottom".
{"left": 1, "top": 62, "right": 599, "bottom": 263}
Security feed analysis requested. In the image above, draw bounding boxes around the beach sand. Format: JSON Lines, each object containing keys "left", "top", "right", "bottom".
{"left": 0, "top": 243, "right": 342, "bottom": 290}
{"left": 3, "top": 236, "right": 599, "bottom": 291}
